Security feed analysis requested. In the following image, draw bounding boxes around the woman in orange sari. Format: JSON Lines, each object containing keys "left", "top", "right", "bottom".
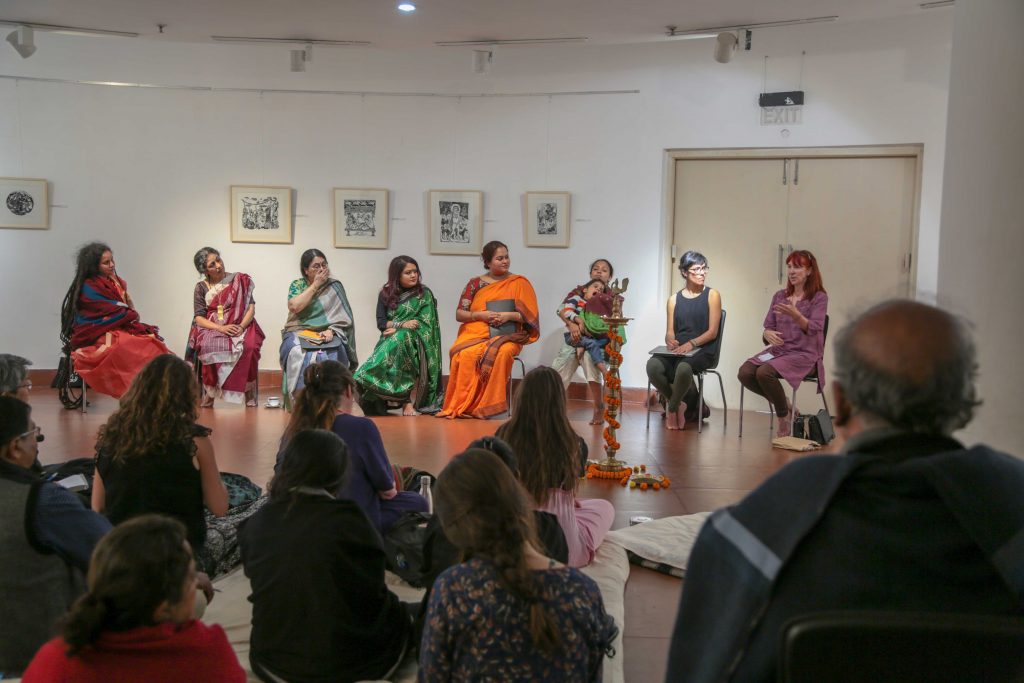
{"left": 437, "top": 241, "right": 539, "bottom": 419}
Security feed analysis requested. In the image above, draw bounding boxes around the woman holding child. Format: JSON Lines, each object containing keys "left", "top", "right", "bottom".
{"left": 551, "top": 258, "right": 616, "bottom": 425}
{"left": 437, "top": 241, "right": 539, "bottom": 419}
{"left": 646, "top": 250, "right": 722, "bottom": 431}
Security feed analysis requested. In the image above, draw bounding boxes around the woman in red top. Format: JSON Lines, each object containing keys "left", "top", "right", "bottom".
{"left": 22, "top": 514, "right": 245, "bottom": 683}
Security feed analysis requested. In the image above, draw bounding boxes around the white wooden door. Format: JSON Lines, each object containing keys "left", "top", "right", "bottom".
{"left": 785, "top": 156, "right": 917, "bottom": 406}
{"left": 671, "top": 158, "right": 789, "bottom": 409}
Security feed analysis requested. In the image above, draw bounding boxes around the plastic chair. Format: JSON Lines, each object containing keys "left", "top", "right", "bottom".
{"left": 506, "top": 355, "right": 527, "bottom": 414}
{"left": 739, "top": 314, "right": 828, "bottom": 437}
{"left": 780, "top": 610, "right": 1024, "bottom": 683}
{"left": 646, "top": 310, "right": 727, "bottom": 433}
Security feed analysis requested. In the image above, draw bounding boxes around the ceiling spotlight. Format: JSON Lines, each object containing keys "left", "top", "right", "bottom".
{"left": 397, "top": 3, "right": 416, "bottom": 12}
{"left": 472, "top": 49, "right": 493, "bottom": 74}
{"left": 290, "top": 46, "right": 312, "bottom": 72}
{"left": 713, "top": 32, "right": 737, "bottom": 64}
{"left": 6, "top": 25, "right": 36, "bottom": 59}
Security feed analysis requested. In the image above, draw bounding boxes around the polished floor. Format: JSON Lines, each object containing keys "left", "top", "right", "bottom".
{"left": 32, "top": 384, "right": 813, "bottom": 682}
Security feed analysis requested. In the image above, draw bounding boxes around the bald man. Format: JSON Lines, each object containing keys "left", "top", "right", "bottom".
{"left": 665, "top": 300, "right": 1024, "bottom": 683}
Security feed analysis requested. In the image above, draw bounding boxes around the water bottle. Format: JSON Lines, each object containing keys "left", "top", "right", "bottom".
{"left": 419, "top": 475, "right": 433, "bottom": 515}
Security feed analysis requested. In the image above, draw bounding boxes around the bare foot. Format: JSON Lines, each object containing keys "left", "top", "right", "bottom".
{"left": 777, "top": 416, "right": 792, "bottom": 438}
{"left": 666, "top": 409, "right": 679, "bottom": 430}
{"left": 589, "top": 405, "right": 605, "bottom": 426}
{"left": 676, "top": 405, "right": 687, "bottom": 431}
{"left": 402, "top": 403, "right": 416, "bottom": 416}
{"left": 200, "top": 395, "right": 214, "bottom": 409}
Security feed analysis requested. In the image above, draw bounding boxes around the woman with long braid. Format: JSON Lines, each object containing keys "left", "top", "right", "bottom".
{"left": 418, "top": 449, "right": 617, "bottom": 681}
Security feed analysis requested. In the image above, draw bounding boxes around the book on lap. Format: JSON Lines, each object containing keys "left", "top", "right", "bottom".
{"left": 486, "top": 299, "right": 517, "bottom": 337}
{"left": 648, "top": 345, "right": 700, "bottom": 358}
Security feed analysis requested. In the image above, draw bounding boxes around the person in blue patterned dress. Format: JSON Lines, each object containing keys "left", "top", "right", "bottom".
{"left": 418, "top": 449, "right": 618, "bottom": 682}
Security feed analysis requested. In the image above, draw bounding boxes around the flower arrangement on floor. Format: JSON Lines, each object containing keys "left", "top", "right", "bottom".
{"left": 585, "top": 461, "right": 672, "bottom": 491}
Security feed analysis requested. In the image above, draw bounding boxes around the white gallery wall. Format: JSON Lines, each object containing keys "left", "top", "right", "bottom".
{"left": 938, "top": 0, "right": 1024, "bottom": 455}
{"left": 0, "top": 12, "right": 953, "bottom": 390}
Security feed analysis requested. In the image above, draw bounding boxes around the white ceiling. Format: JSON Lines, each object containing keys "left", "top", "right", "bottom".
{"left": 1, "top": 0, "right": 946, "bottom": 50}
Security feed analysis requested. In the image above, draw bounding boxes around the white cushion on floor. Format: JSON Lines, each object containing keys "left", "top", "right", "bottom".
{"left": 604, "top": 512, "right": 711, "bottom": 574}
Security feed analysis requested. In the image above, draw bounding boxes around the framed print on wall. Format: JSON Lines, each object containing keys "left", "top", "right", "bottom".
{"left": 0, "top": 177, "right": 49, "bottom": 229}
{"left": 523, "top": 191, "right": 571, "bottom": 248}
{"left": 428, "top": 189, "right": 483, "bottom": 256}
{"left": 230, "top": 185, "right": 293, "bottom": 244}
{"left": 333, "top": 188, "right": 389, "bottom": 249}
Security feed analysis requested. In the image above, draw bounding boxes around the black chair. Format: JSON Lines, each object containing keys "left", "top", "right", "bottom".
{"left": 506, "top": 355, "right": 527, "bottom": 415}
{"left": 780, "top": 610, "right": 1024, "bottom": 683}
{"left": 56, "top": 348, "right": 88, "bottom": 413}
{"left": 739, "top": 314, "right": 829, "bottom": 438}
{"left": 646, "top": 310, "right": 727, "bottom": 433}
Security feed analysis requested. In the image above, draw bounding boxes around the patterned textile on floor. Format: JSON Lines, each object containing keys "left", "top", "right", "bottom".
{"left": 604, "top": 512, "right": 711, "bottom": 577}
{"left": 198, "top": 473, "right": 267, "bottom": 579}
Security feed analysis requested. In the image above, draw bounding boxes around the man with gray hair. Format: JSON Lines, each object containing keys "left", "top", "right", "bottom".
{"left": 665, "top": 299, "right": 1024, "bottom": 682}
{"left": 0, "top": 354, "right": 32, "bottom": 404}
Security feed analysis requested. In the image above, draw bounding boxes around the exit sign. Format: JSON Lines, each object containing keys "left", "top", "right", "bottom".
{"left": 761, "top": 106, "right": 803, "bottom": 125}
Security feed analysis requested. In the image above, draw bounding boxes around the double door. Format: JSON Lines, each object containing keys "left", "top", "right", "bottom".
{"left": 670, "top": 151, "right": 918, "bottom": 412}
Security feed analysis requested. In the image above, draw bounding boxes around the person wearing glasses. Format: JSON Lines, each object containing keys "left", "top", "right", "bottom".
{"left": 645, "top": 251, "right": 723, "bottom": 431}
{"left": 0, "top": 353, "right": 33, "bottom": 403}
{"left": 279, "top": 249, "right": 358, "bottom": 409}
{"left": 0, "top": 395, "right": 112, "bottom": 678}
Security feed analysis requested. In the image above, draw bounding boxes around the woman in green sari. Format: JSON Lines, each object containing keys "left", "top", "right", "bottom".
{"left": 280, "top": 249, "right": 357, "bottom": 409}
{"left": 355, "top": 256, "right": 443, "bottom": 415}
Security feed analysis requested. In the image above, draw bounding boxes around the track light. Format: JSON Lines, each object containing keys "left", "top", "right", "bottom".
{"left": 6, "top": 25, "right": 36, "bottom": 59}
{"left": 290, "top": 44, "right": 312, "bottom": 72}
{"left": 713, "top": 32, "right": 737, "bottom": 64}
{"left": 472, "top": 49, "right": 493, "bottom": 74}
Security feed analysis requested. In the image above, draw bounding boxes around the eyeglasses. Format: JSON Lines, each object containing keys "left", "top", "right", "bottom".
{"left": 17, "top": 381, "right": 32, "bottom": 391}
{"left": 687, "top": 266, "right": 710, "bottom": 275}
{"left": 18, "top": 426, "right": 44, "bottom": 443}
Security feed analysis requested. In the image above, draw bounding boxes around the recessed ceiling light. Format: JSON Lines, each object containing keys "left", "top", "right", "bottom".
{"left": 397, "top": 3, "right": 416, "bottom": 12}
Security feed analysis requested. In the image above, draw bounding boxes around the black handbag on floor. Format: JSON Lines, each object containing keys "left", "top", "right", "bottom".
{"left": 793, "top": 409, "right": 835, "bottom": 444}
{"left": 383, "top": 511, "right": 434, "bottom": 588}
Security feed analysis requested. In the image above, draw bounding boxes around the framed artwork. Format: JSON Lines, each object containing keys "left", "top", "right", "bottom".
{"left": 428, "top": 189, "right": 483, "bottom": 256}
{"left": 523, "top": 191, "right": 571, "bottom": 248}
{"left": 230, "top": 185, "right": 293, "bottom": 244}
{"left": 0, "top": 177, "right": 48, "bottom": 229}
{"left": 333, "top": 188, "right": 389, "bottom": 249}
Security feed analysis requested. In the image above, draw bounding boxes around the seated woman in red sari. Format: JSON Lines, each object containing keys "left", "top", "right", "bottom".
{"left": 60, "top": 242, "right": 171, "bottom": 399}
{"left": 185, "top": 247, "right": 265, "bottom": 407}
{"left": 437, "top": 241, "right": 540, "bottom": 419}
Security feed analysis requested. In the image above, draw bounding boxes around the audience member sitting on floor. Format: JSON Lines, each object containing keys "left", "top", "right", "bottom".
{"left": 666, "top": 299, "right": 1024, "bottom": 683}
{"left": 0, "top": 353, "right": 33, "bottom": 403}
{"left": 22, "top": 514, "right": 243, "bottom": 683}
{"left": 92, "top": 354, "right": 230, "bottom": 575}
{"left": 278, "top": 360, "right": 427, "bottom": 534}
{"left": 496, "top": 366, "right": 613, "bottom": 567}
{"left": 419, "top": 449, "right": 618, "bottom": 682}
{"left": 414, "top": 436, "right": 570, "bottom": 642}
{"left": 241, "top": 429, "right": 412, "bottom": 683}
{"left": 0, "top": 396, "right": 112, "bottom": 678}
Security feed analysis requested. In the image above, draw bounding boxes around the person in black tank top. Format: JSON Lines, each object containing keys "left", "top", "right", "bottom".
{"left": 646, "top": 251, "right": 723, "bottom": 430}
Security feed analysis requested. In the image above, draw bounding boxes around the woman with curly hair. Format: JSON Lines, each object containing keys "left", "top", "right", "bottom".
{"left": 418, "top": 449, "right": 617, "bottom": 681}
{"left": 60, "top": 242, "right": 171, "bottom": 399}
{"left": 91, "top": 355, "right": 229, "bottom": 573}
{"left": 21, "top": 515, "right": 244, "bottom": 683}
{"left": 496, "top": 366, "right": 613, "bottom": 567}
{"left": 279, "top": 360, "right": 427, "bottom": 534}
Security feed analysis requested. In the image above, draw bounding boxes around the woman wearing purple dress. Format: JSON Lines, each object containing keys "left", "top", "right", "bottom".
{"left": 737, "top": 250, "right": 827, "bottom": 437}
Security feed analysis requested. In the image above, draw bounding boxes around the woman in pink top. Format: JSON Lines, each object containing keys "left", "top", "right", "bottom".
{"left": 496, "top": 367, "right": 614, "bottom": 567}
{"left": 22, "top": 515, "right": 244, "bottom": 683}
{"left": 738, "top": 250, "right": 828, "bottom": 437}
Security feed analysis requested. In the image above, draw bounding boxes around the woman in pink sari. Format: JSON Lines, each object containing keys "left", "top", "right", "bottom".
{"left": 186, "top": 247, "right": 265, "bottom": 407}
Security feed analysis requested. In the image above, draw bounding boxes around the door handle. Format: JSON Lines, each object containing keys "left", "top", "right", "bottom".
{"left": 793, "top": 158, "right": 800, "bottom": 186}
{"left": 782, "top": 159, "right": 788, "bottom": 186}
{"left": 778, "top": 244, "right": 784, "bottom": 284}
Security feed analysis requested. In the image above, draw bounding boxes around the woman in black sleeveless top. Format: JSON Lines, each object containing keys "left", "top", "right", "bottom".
{"left": 646, "top": 251, "right": 722, "bottom": 430}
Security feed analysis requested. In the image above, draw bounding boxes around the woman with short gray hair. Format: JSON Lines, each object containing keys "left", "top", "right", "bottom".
{"left": 0, "top": 354, "right": 32, "bottom": 403}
